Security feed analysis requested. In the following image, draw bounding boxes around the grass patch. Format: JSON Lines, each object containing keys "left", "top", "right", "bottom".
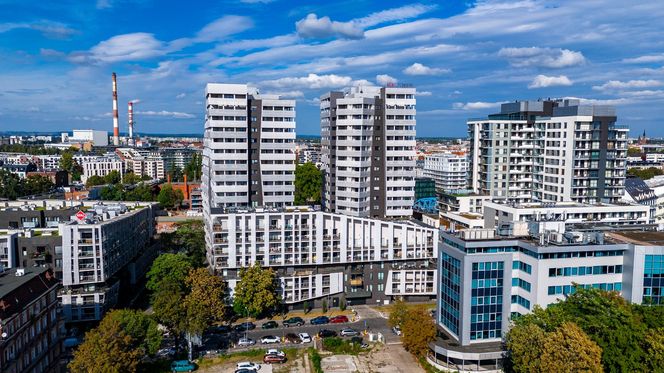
{"left": 322, "top": 337, "right": 363, "bottom": 355}
{"left": 308, "top": 347, "right": 323, "bottom": 373}
{"left": 197, "top": 348, "right": 266, "bottom": 368}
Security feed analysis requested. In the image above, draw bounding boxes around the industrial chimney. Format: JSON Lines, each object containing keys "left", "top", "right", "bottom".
{"left": 112, "top": 72, "right": 120, "bottom": 146}
{"left": 128, "top": 101, "right": 134, "bottom": 143}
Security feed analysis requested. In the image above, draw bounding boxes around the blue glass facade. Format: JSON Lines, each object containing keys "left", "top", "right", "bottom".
{"left": 439, "top": 252, "right": 461, "bottom": 335}
{"left": 470, "top": 261, "right": 503, "bottom": 340}
{"left": 644, "top": 255, "right": 664, "bottom": 304}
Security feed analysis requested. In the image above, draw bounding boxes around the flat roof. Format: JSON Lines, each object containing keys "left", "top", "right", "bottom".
{"left": 608, "top": 231, "right": 664, "bottom": 246}
{"left": 0, "top": 267, "right": 48, "bottom": 298}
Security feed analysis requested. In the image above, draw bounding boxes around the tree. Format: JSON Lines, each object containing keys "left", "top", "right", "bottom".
{"left": 22, "top": 174, "right": 54, "bottom": 195}
{"left": 505, "top": 322, "right": 546, "bottom": 373}
{"left": 184, "top": 153, "right": 202, "bottom": 181}
{"left": 183, "top": 268, "right": 228, "bottom": 336}
{"left": 152, "top": 282, "right": 187, "bottom": 336}
{"left": 540, "top": 322, "right": 603, "bottom": 373}
{"left": 294, "top": 162, "right": 322, "bottom": 205}
{"left": 233, "top": 263, "right": 280, "bottom": 318}
{"left": 0, "top": 169, "right": 22, "bottom": 200}
{"left": 388, "top": 298, "right": 408, "bottom": 328}
{"left": 69, "top": 311, "right": 142, "bottom": 373}
{"left": 104, "top": 170, "right": 122, "bottom": 184}
{"left": 627, "top": 167, "right": 664, "bottom": 180}
{"left": 109, "top": 309, "right": 162, "bottom": 355}
{"left": 146, "top": 253, "right": 192, "bottom": 292}
{"left": 85, "top": 175, "right": 106, "bottom": 187}
{"left": 160, "top": 220, "right": 206, "bottom": 267}
{"left": 339, "top": 299, "right": 346, "bottom": 311}
{"left": 322, "top": 299, "right": 328, "bottom": 313}
{"left": 401, "top": 306, "right": 436, "bottom": 357}
{"left": 303, "top": 301, "right": 310, "bottom": 314}
{"left": 645, "top": 328, "right": 664, "bottom": 371}
{"left": 60, "top": 150, "right": 83, "bottom": 181}
{"left": 158, "top": 183, "right": 183, "bottom": 209}
{"left": 627, "top": 147, "right": 642, "bottom": 156}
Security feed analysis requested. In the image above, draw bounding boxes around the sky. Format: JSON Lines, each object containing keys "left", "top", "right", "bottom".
{"left": 1, "top": 0, "right": 664, "bottom": 137}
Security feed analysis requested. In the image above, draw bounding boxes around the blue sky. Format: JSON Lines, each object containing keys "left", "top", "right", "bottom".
{"left": 1, "top": 0, "right": 664, "bottom": 137}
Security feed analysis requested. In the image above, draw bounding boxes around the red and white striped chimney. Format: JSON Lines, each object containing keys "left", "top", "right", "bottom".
{"left": 112, "top": 72, "right": 120, "bottom": 146}
{"left": 128, "top": 101, "right": 134, "bottom": 141}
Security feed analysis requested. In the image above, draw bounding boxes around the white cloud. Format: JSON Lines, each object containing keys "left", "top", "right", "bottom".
{"left": 195, "top": 15, "right": 253, "bottom": 42}
{"left": 136, "top": 110, "right": 195, "bottom": 119}
{"left": 452, "top": 101, "right": 507, "bottom": 110}
{"left": 528, "top": 74, "right": 573, "bottom": 88}
{"left": 261, "top": 73, "right": 355, "bottom": 89}
{"left": 240, "top": 0, "right": 275, "bottom": 3}
{"left": 593, "top": 79, "right": 663, "bottom": 91}
{"left": 72, "top": 33, "right": 166, "bottom": 64}
{"left": 264, "top": 90, "right": 305, "bottom": 98}
{"left": 623, "top": 54, "right": 664, "bottom": 64}
{"left": 130, "top": 99, "right": 141, "bottom": 104}
{"left": 296, "top": 14, "right": 364, "bottom": 39}
{"left": 0, "top": 20, "right": 75, "bottom": 39}
{"left": 96, "top": 0, "right": 112, "bottom": 9}
{"left": 403, "top": 63, "right": 449, "bottom": 76}
{"left": 563, "top": 96, "right": 632, "bottom": 106}
{"left": 498, "top": 47, "right": 586, "bottom": 68}
{"left": 40, "top": 48, "right": 65, "bottom": 58}
{"left": 376, "top": 74, "right": 397, "bottom": 86}
{"left": 416, "top": 91, "right": 432, "bottom": 96}
{"left": 295, "top": 4, "right": 435, "bottom": 39}
{"left": 176, "top": 93, "right": 187, "bottom": 99}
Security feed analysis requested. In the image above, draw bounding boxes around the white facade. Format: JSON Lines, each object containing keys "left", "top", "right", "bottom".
{"left": 62, "top": 130, "right": 109, "bottom": 146}
{"left": 207, "top": 208, "right": 438, "bottom": 304}
{"left": 202, "top": 83, "right": 296, "bottom": 212}
{"left": 468, "top": 100, "right": 628, "bottom": 204}
{"left": 423, "top": 153, "right": 468, "bottom": 192}
{"left": 0, "top": 232, "right": 18, "bottom": 269}
{"left": 81, "top": 156, "right": 125, "bottom": 182}
{"left": 321, "top": 86, "right": 416, "bottom": 219}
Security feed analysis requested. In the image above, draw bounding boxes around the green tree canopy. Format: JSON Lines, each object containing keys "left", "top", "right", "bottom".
{"left": 21, "top": 174, "right": 54, "bottom": 195}
{"left": 157, "top": 183, "right": 183, "bottom": 209}
{"left": 0, "top": 170, "right": 54, "bottom": 199}
{"left": 104, "top": 170, "right": 121, "bottom": 184}
{"left": 388, "top": 298, "right": 409, "bottom": 328}
{"left": 184, "top": 153, "right": 202, "bottom": 181}
{"left": 232, "top": 263, "right": 280, "bottom": 318}
{"left": 69, "top": 310, "right": 144, "bottom": 373}
{"left": 294, "top": 162, "right": 322, "bottom": 205}
{"left": 86, "top": 175, "right": 106, "bottom": 187}
{"left": 183, "top": 268, "right": 228, "bottom": 336}
{"left": 627, "top": 167, "right": 664, "bottom": 180}
{"left": 161, "top": 220, "right": 206, "bottom": 267}
{"left": 146, "top": 253, "right": 193, "bottom": 292}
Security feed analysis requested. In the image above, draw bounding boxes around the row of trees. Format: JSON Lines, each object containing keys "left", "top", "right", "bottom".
{"left": 0, "top": 169, "right": 54, "bottom": 199}
{"left": 86, "top": 170, "right": 152, "bottom": 187}
{"left": 0, "top": 143, "right": 62, "bottom": 155}
{"left": 505, "top": 288, "right": 664, "bottom": 372}
{"left": 627, "top": 167, "right": 664, "bottom": 180}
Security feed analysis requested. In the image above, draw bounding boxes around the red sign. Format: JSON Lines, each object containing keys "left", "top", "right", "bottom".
{"left": 76, "top": 211, "right": 86, "bottom": 221}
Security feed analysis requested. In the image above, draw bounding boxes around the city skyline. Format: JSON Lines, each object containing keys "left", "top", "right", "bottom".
{"left": 1, "top": 1, "right": 664, "bottom": 137}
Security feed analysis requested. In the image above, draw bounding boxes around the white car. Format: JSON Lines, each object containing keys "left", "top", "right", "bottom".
{"left": 266, "top": 349, "right": 285, "bottom": 357}
{"left": 236, "top": 361, "right": 261, "bottom": 371}
{"left": 340, "top": 328, "right": 359, "bottom": 337}
{"left": 260, "top": 335, "right": 281, "bottom": 344}
{"left": 392, "top": 326, "right": 402, "bottom": 336}
{"left": 238, "top": 337, "right": 256, "bottom": 347}
{"left": 298, "top": 332, "right": 312, "bottom": 343}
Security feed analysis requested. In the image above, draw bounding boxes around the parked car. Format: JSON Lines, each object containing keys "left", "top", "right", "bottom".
{"left": 285, "top": 333, "right": 300, "bottom": 344}
{"left": 266, "top": 349, "right": 285, "bottom": 357}
{"left": 261, "top": 321, "right": 278, "bottom": 329}
{"left": 234, "top": 322, "right": 256, "bottom": 332}
{"left": 157, "top": 347, "right": 176, "bottom": 358}
{"left": 298, "top": 332, "right": 312, "bottom": 343}
{"left": 329, "top": 315, "right": 349, "bottom": 324}
{"left": 340, "top": 328, "right": 359, "bottom": 337}
{"left": 171, "top": 360, "right": 196, "bottom": 372}
{"left": 234, "top": 369, "right": 254, "bottom": 373}
{"left": 283, "top": 317, "right": 304, "bottom": 327}
{"left": 263, "top": 354, "right": 287, "bottom": 364}
{"left": 237, "top": 337, "right": 256, "bottom": 347}
{"left": 236, "top": 362, "right": 260, "bottom": 371}
{"left": 260, "top": 335, "right": 280, "bottom": 344}
{"left": 392, "top": 326, "right": 402, "bottom": 336}
{"left": 310, "top": 316, "right": 330, "bottom": 325}
{"left": 318, "top": 329, "right": 337, "bottom": 338}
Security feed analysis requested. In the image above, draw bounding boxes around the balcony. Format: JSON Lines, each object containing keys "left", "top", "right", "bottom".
{"left": 349, "top": 278, "right": 364, "bottom": 286}
{"left": 346, "top": 289, "right": 372, "bottom": 299}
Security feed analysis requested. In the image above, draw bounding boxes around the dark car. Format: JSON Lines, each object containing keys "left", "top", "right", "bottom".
{"left": 310, "top": 316, "right": 330, "bottom": 325}
{"left": 283, "top": 317, "right": 304, "bottom": 327}
{"left": 234, "top": 322, "right": 256, "bottom": 332}
{"left": 284, "top": 333, "right": 300, "bottom": 343}
{"left": 329, "top": 315, "right": 349, "bottom": 324}
{"left": 263, "top": 354, "right": 287, "bottom": 364}
{"left": 318, "top": 329, "right": 337, "bottom": 338}
{"left": 207, "top": 325, "right": 231, "bottom": 334}
{"left": 261, "top": 321, "right": 278, "bottom": 329}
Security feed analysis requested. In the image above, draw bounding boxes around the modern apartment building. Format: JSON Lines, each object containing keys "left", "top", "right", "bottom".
{"left": 206, "top": 207, "right": 438, "bottom": 306}
{"left": 0, "top": 267, "right": 63, "bottom": 373}
{"left": 429, "top": 227, "right": 664, "bottom": 372}
{"left": 59, "top": 203, "right": 156, "bottom": 323}
{"left": 116, "top": 148, "right": 166, "bottom": 180}
{"left": 468, "top": 99, "right": 628, "bottom": 204}
{"left": 80, "top": 156, "right": 125, "bottom": 183}
{"left": 423, "top": 153, "right": 468, "bottom": 192}
{"left": 202, "top": 83, "right": 296, "bottom": 212}
{"left": 321, "top": 85, "right": 416, "bottom": 219}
